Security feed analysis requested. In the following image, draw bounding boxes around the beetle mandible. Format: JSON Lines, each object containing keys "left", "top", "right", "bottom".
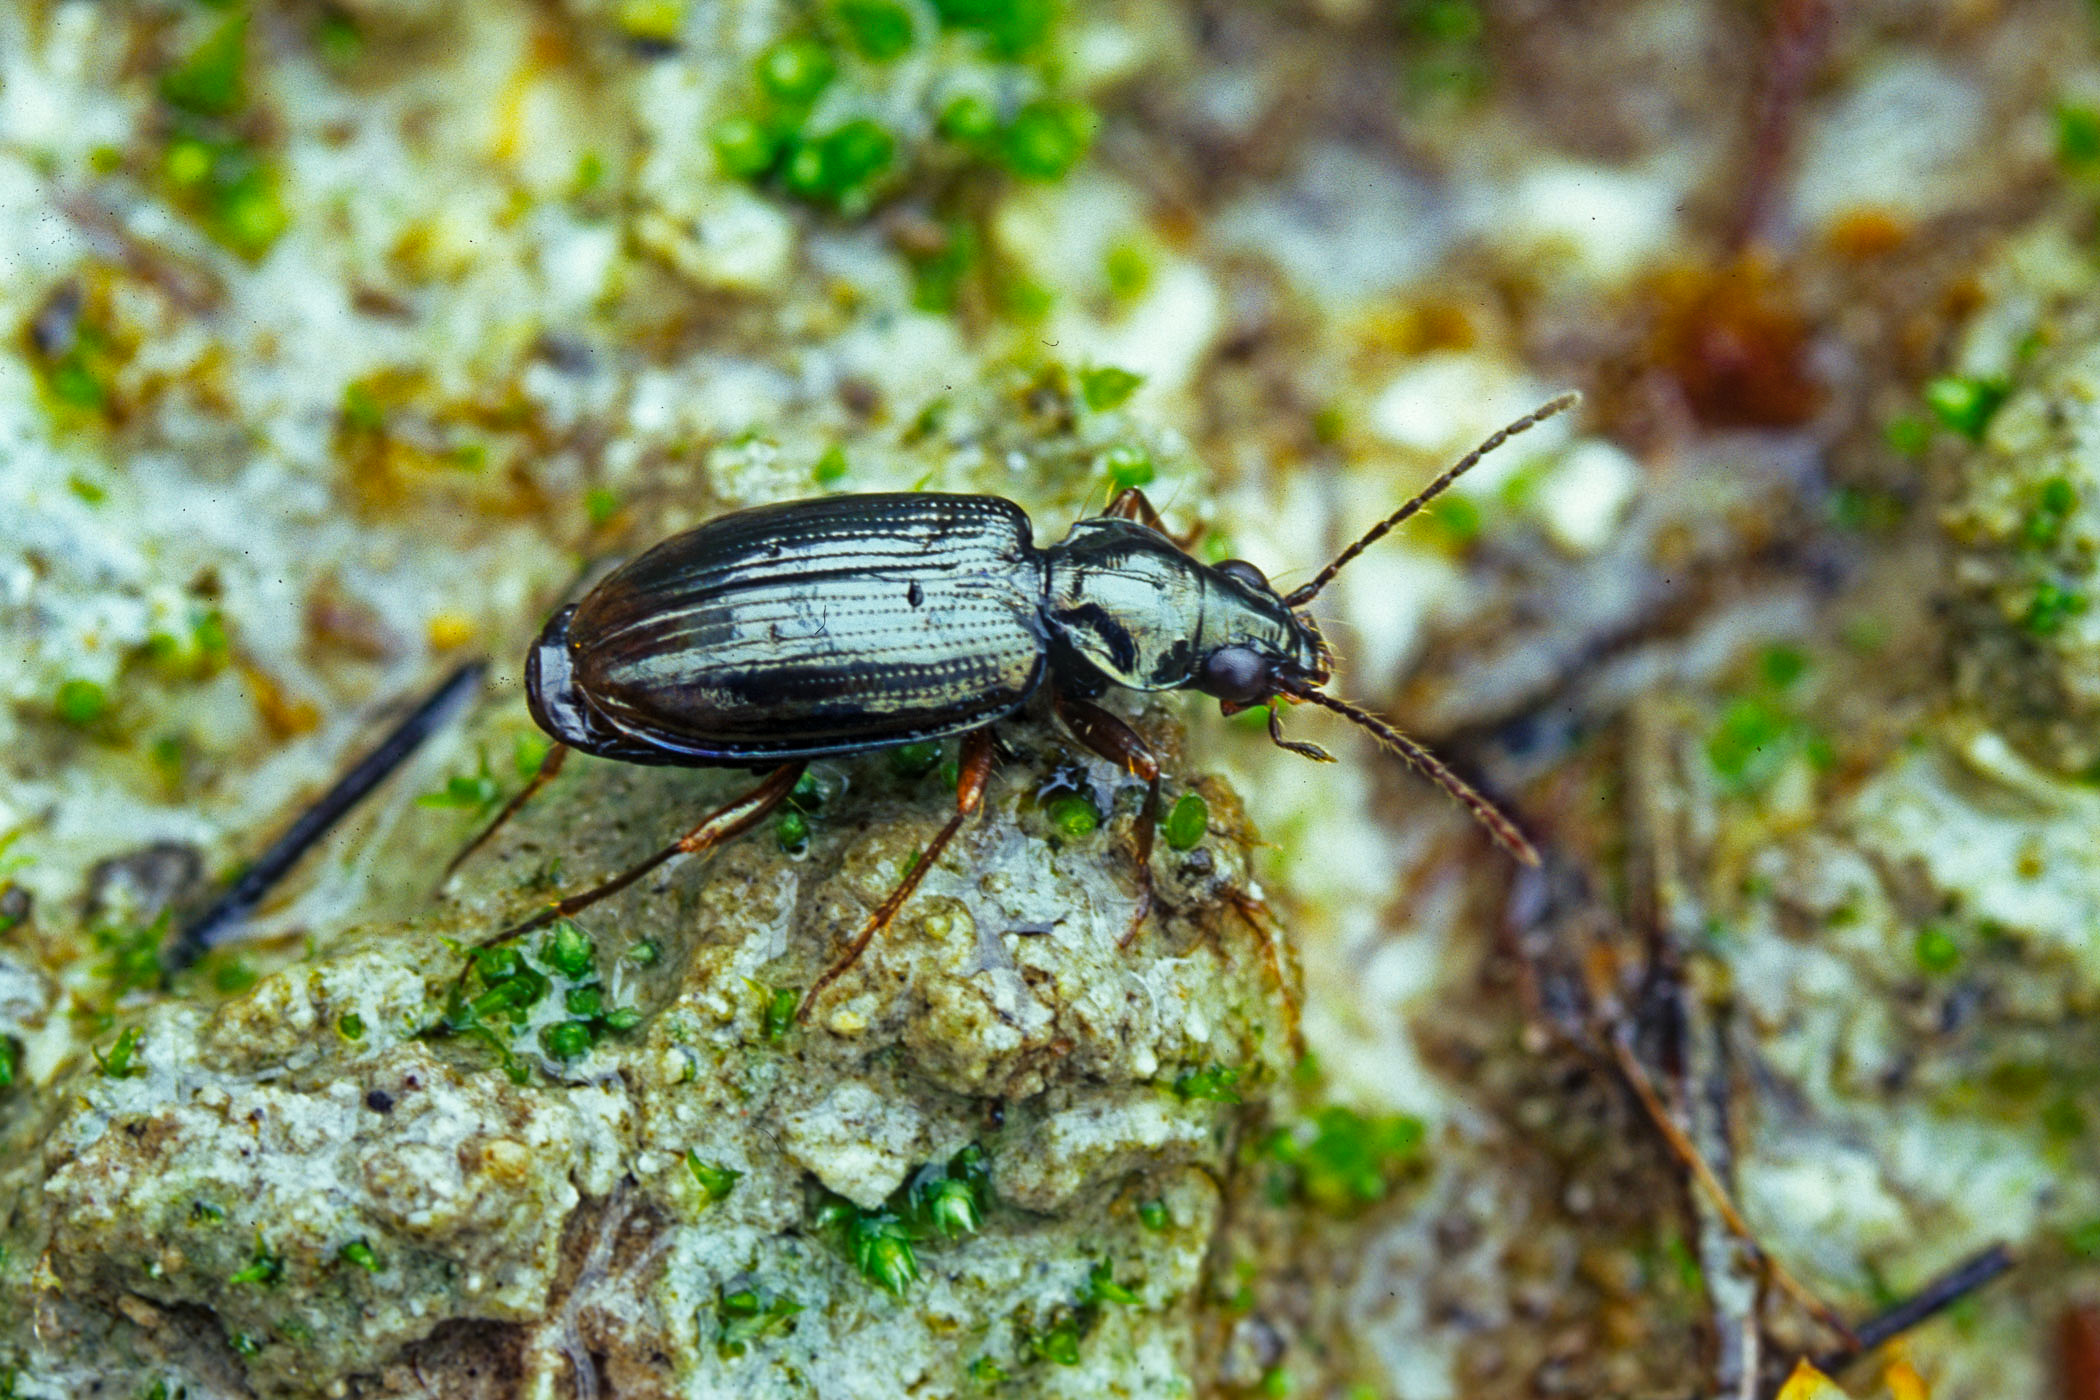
{"left": 455, "top": 394, "right": 1575, "bottom": 1016}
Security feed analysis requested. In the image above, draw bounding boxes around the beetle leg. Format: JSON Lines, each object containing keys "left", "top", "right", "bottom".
{"left": 1266, "top": 704, "right": 1335, "bottom": 763}
{"left": 499, "top": 761, "right": 806, "bottom": 940}
{"left": 799, "top": 729, "right": 996, "bottom": 1020}
{"left": 1101, "top": 487, "right": 1203, "bottom": 551}
{"left": 444, "top": 742, "right": 570, "bottom": 880}
{"left": 1051, "top": 693, "right": 1161, "bottom": 948}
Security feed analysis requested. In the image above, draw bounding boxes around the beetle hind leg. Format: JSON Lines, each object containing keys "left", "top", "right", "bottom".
{"left": 495, "top": 760, "right": 806, "bottom": 942}
{"left": 1052, "top": 693, "right": 1161, "bottom": 948}
{"left": 799, "top": 728, "right": 996, "bottom": 1021}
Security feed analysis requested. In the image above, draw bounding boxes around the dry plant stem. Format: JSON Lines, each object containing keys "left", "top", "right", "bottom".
{"left": 1606, "top": 1030, "right": 1857, "bottom": 1348}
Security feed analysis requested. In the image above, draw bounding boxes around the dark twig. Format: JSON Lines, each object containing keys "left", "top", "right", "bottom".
{"left": 168, "top": 661, "right": 486, "bottom": 965}
{"left": 1807, "top": 1243, "right": 2014, "bottom": 1376}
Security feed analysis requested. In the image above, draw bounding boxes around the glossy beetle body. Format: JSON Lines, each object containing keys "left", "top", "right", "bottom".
{"left": 465, "top": 396, "right": 1572, "bottom": 1017}
{"left": 528, "top": 492, "right": 1326, "bottom": 767}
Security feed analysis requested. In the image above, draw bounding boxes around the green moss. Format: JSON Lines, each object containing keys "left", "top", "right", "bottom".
{"left": 712, "top": 116, "right": 782, "bottom": 180}
{"left": 2058, "top": 101, "right": 2100, "bottom": 173}
{"left": 1079, "top": 365, "right": 1143, "bottom": 412}
{"left": 930, "top": 0, "right": 1056, "bottom": 57}
{"left": 1043, "top": 792, "right": 1100, "bottom": 839}
{"left": 542, "top": 921, "right": 596, "bottom": 980}
{"left": 757, "top": 39, "right": 837, "bottom": 104}
{"left": 999, "top": 100, "right": 1095, "bottom": 180}
{"left": 336, "top": 1011, "right": 365, "bottom": 1040}
{"left": 2023, "top": 581, "right": 2088, "bottom": 637}
{"left": 1172, "top": 1064, "right": 1241, "bottom": 1103}
{"left": 687, "top": 1152, "right": 744, "bottom": 1202}
{"left": 1137, "top": 1199, "right": 1168, "bottom": 1231}
{"left": 0, "top": 1036, "right": 18, "bottom": 1092}
{"left": 55, "top": 677, "right": 108, "bottom": 726}
{"left": 161, "top": 12, "right": 248, "bottom": 117}
{"left": 764, "top": 986, "right": 799, "bottom": 1041}
{"left": 2023, "top": 477, "right": 2080, "bottom": 548}
{"left": 539, "top": 1019, "right": 595, "bottom": 1060}
{"left": 889, "top": 740, "right": 944, "bottom": 778}
{"left": 162, "top": 132, "right": 287, "bottom": 260}
{"left": 227, "top": 1233, "right": 284, "bottom": 1287}
{"left": 1913, "top": 924, "right": 1961, "bottom": 974}
{"left": 1883, "top": 414, "right": 1932, "bottom": 457}
{"left": 836, "top": 0, "right": 915, "bottom": 59}
{"left": 584, "top": 486, "right": 621, "bottom": 525}
{"left": 338, "top": 1238, "right": 382, "bottom": 1272}
{"left": 939, "top": 93, "right": 998, "bottom": 145}
{"left": 1260, "top": 1105, "right": 1426, "bottom": 1214}
{"left": 1101, "top": 444, "right": 1154, "bottom": 491}
{"left": 1163, "top": 792, "right": 1208, "bottom": 851}
{"left": 814, "top": 1145, "right": 991, "bottom": 1296}
{"left": 813, "top": 444, "right": 851, "bottom": 486}
{"left": 616, "top": 0, "right": 685, "bottom": 44}
{"left": 95, "top": 916, "right": 168, "bottom": 999}
{"left": 1924, "top": 374, "right": 2008, "bottom": 442}
{"left": 715, "top": 1283, "right": 803, "bottom": 1357}
{"left": 418, "top": 753, "right": 501, "bottom": 812}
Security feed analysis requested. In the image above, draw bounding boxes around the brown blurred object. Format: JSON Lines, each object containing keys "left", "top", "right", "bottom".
{"left": 1648, "top": 252, "right": 1822, "bottom": 428}
{"left": 2064, "top": 1304, "right": 2100, "bottom": 1400}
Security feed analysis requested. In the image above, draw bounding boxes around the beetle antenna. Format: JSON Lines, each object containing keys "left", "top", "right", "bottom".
{"left": 1281, "top": 392, "right": 1580, "bottom": 608}
{"left": 1289, "top": 688, "right": 1541, "bottom": 866}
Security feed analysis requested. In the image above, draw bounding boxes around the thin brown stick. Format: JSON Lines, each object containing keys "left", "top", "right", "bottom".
{"left": 1608, "top": 1032, "right": 1856, "bottom": 1346}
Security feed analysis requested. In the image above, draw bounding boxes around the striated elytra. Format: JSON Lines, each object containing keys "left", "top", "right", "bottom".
{"left": 459, "top": 396, "right": 1576, "bottom": 1015}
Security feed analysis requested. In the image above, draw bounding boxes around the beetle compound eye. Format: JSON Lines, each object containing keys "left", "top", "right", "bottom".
{"left": 1214, "top": 559, "right": 1269, "bottom": 593}
{"left": 1198, "top": 645, "right": 1270, "bottom": 704}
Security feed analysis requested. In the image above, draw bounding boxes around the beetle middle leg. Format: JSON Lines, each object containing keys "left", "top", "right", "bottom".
{"left": 1051, "top": 692, "right": 1160, "bottom": 948}
{"left": 498, "top": 761, "right": 806, "bottom": 940}
{"left": 444, "top": 742, "right": 571, "bottom": 880}
{"left": 799, "top": 728, "right": 996, "bottom": 1020}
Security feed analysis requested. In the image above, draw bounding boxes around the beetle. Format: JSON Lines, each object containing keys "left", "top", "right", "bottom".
{"left": 454, "top": 394, "right": 1575, "bottom": 1015}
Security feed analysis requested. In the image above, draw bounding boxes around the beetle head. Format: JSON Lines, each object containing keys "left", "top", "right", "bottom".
{"left": 1192, "top": 557, "right": 1333, "bottom": 714}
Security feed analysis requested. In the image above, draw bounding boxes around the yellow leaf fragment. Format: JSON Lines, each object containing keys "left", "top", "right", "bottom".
{"left": 1776, "top": 1359, "right": 1849, "bottom": 1400}
{"left": 1885, "top": 1356, "right": 1930, "bottom": 1400}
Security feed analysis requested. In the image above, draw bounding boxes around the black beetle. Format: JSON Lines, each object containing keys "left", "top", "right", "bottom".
{"left": 456, "top": 394, "right": 1574, "bottom": 1014}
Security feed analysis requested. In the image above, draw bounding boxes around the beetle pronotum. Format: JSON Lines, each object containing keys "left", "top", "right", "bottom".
{"left": 454, "top": 393, "right": 1577, "bottom": 1015}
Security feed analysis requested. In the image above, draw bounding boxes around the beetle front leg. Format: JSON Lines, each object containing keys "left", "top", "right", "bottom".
{"left": 1101, "top": 487, "right": 1203, "bottom": 550}
{"left": 800, "top": 728, "right": 997, "bottom": 1020}
{"left": 499, "top": 761, "right": 807, "bottom": 940}
{"left": 1052, "top": 692, "right": 1161, "bottom": 948}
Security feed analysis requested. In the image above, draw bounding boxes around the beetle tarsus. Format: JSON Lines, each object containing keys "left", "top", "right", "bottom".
{"left": 799, "top": 729, "right": 996, "bottom": 1021}
{"left": 1265, "top": 705, "right": 1334, "bottom": 763}
{"left": 445, "top": 742, "right": 570, "bottom": 881}
{"left": 1052, "top": 692, "right": 1162, "bottom": 947}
